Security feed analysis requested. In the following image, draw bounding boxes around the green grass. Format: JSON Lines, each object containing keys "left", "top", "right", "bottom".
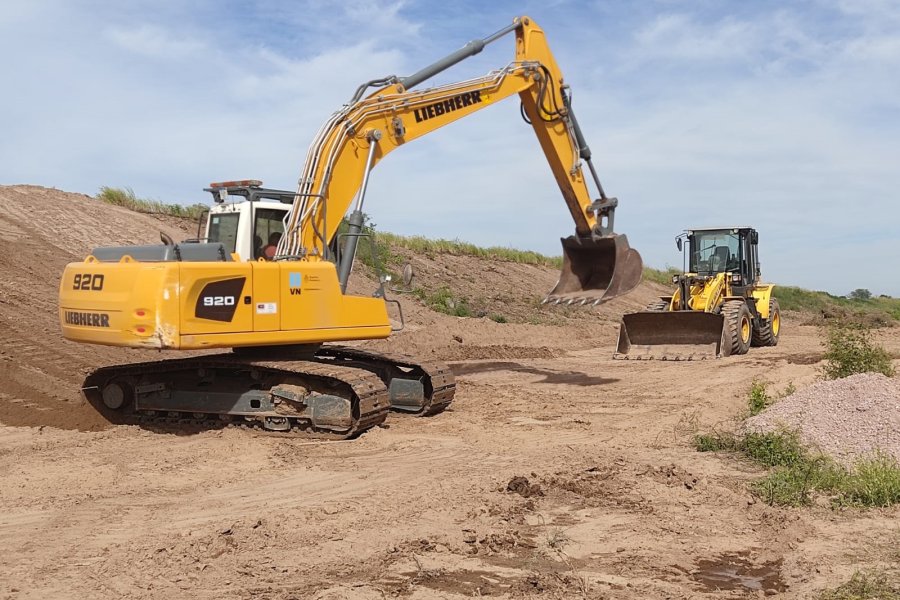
{"left": 377, "top": 232, "right": 564, "bottom": 267}
{"left": 97, "top": 186, "right": 207, "bottom": 220}
{"left": 695, "top": 384, "right": 900, "bottom": 507}
{"left": 778, "top": 285, "right": 900, "bottom": 325}
{"left": 838, "top": 454, "right": 900, "bottom": 507}
{"left": 819, "top": 570, "right": 900, "bottom": 600}
{"left": 696, "top": 428, "right": 900, "bottom": 507}
{"left": 414, "top": 286, "right": 472, "bottom": 317}
{"left": 642, "top": 265, "right": 681, "bottom": 286}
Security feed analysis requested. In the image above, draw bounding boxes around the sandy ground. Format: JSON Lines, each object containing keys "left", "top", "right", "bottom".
{"left": 1, "top": 186, "right": 899, "bottom": 599}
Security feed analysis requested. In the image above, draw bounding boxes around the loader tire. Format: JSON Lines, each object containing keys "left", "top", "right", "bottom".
{"left": 645, "top": 299, "right": 669, "bottom": 312}
{"left": 752, "top": 298, "right": 781, "bottom": 347}
{"left": 722, "top": 300, "right": 752, "bottom": 356}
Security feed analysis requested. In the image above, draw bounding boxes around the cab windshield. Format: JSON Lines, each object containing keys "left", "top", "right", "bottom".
{"left": 689, "top": 230, "right": 740, "bottom": 274}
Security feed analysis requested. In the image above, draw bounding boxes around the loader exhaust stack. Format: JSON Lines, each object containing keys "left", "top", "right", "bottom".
{"left": 614, "top": 311, "right": 725, "bottom": 360}
{"left": 544, "top": 234, "right": 643, "bottom": 306}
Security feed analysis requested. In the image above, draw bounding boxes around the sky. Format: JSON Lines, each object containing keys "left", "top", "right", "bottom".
{"left": 2, "top": 0, "right": 899, "bottom": 296}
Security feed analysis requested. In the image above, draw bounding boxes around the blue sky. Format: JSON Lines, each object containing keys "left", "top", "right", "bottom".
{"left": 2, "top": 0, "right": 899, "bottom": 296}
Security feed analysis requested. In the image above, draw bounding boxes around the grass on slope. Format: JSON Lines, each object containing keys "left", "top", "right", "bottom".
{"left": 97, "top": 186, "right": 207, "bottom": 220}
{"left": 778, "top": 285, "right": 900, "bottom": 325}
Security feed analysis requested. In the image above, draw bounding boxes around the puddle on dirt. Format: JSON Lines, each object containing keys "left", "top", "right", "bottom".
{"left": 449, "top": 361, "right": 618, "bottom": 386}
{"left": 388, "top": 569, "right": 518, "bottom": 597}
{"left": 690, "top": 552, "right": 785, "bottom": 593}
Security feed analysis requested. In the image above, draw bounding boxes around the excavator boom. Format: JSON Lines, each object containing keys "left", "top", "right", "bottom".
{"left": 278, "top": 16, "right": 641, "bottom": 305}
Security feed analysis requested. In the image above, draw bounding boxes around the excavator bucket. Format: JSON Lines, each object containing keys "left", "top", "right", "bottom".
{"left": 544, "top": 234, "right": 643, "bottom": 306}
{"left": 614, "top": 311, "right": 725, "bottom": 360}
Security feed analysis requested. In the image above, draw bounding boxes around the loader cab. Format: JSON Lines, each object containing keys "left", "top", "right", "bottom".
{"left": 202, "top": 180, "right": 293, "bottom": 261}
{"left": 683, "top": 227, "right": 760, "bottom": 289}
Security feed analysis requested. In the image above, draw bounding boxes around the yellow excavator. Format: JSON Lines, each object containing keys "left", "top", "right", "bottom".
{"left": 59, "top": 16, "right": 643, "bottom": 438}
{"left": 615, "top": 227, "right": 780, "bottom": 360}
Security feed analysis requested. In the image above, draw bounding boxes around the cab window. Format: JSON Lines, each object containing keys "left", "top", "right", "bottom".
{"left": 690, "top": 231, "right": 740, "bottom": 274}
{"left": 207, "top": 213, "right": 239, "bottom": 253}
{"left": 255, "top": 208, "right": 287, "bottom": 260}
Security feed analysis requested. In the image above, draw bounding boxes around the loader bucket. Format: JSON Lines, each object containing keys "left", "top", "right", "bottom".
{"left": 544, "top": 234, "right": 643, "bottom": 306}
{"left": 614, "top": 311, "right": 725, "bottom": 360}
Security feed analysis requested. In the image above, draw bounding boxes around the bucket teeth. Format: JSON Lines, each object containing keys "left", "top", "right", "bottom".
{"left": 545, "top": 233, "right": 643, "bottom": 307}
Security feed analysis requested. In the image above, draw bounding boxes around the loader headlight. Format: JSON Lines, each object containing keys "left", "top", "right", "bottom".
{"left": 672, "top": 275, "right": 680, "bottom": 284}
{"left": 731, "top": 274, "right": 742, "bottom": 284}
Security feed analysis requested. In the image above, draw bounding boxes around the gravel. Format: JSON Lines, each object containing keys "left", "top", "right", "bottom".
{"left": 744, "top": 373, "right": 900, "bottom": 467}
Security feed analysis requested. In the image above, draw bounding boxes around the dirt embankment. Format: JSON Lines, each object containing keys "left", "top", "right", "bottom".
{"left": 0, "top": 186, "right": 196, "bottom": 430}
{"left": 1, "top": 184, "right": 899, "bottom": 599}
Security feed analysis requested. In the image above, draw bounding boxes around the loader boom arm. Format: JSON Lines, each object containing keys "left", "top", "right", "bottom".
{"left": 278, "top": 16, "right": 615, "bottom": 260}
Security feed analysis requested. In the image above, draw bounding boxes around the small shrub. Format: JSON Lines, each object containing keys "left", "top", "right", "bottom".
{"left": 780, "top": 381, "right": 797, "bottom": 398}
{"left": 819, "top": 570, "right": 900, "bottom": 600}
{"left": 821, "top": 321, "right": 895, "bottom": 379}
{"left": 490, "top": 314, "right": 508, "bottom": 323}
{"left": 693, "top": 431, "right": 741, "bottom": 453}
{"left": 695, "top": 428, "right": 805, "bottom": 468}
{"left": 751, "top": 464, "right": 818, "bottom": 507}
{"left": 742, "top": 430, "right": 806, "bottom": 467}
{"left": 418, "top": 286, "right": 472, "bottom": 317}
{"left": 747, "top": 380, "right": 772, "bottom": 416}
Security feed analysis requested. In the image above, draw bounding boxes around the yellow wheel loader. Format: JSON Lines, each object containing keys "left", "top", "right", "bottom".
{"left": 59, "top": 16, "right": 643, "bottom": 438}
{"left": 615, "top": 227, "right": 780, "bottom": 360}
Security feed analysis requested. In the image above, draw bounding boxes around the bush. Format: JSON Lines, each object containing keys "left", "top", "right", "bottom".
{"left": 415, "top": 286, "right": 472, "bottom": 317}
{"left": 821, "top": 321, "right": 895, "bottom": 379}
{"left": 837, "top": 453, "right": 900, "bottom": 507}
{"left": 747, "top": 380, "right": 772, "bottom": 416}
{"left": 742, "top": 431, "right": 806, "bottom": 467}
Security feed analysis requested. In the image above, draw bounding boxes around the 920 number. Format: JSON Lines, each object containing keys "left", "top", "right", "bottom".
{"left": 73, "top": 274, "right": 104, "bottom": 291}
{"left": 203, "top": 296, "right": 235, "bottom": 307}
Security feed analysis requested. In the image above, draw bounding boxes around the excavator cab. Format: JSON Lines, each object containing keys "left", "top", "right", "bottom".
{"left": 202, "top": 181, "right": 293, "bottom": 261}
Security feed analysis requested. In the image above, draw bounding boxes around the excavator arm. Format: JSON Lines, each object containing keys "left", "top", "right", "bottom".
{"left": 279, "top": 16, "right": 642, "bottom": 305}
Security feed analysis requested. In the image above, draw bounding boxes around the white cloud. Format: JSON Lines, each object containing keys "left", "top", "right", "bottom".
{"left": 104, "top": 25, "right": 206, "bottom": 59}
{"left": 1, "top": 0, "right": 898, "bottom": 296}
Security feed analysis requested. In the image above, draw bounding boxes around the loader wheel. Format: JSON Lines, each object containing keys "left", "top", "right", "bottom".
{"left": 751, "top": 298, "right": 781, "bottom": 347}
{"left": 722, "top": 300, "right": 752, "bottom": 356}
{"left": 645, "top": 299, "right": 670, "bottom": 312}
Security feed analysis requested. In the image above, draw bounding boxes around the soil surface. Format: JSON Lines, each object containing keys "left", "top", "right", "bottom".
{"left": 1, "top": 185, "right": 899, "bottom": 599}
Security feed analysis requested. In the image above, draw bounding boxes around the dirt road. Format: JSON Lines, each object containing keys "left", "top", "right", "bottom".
{"left": 1, "top": 186, "right": 898, "bottom": 599}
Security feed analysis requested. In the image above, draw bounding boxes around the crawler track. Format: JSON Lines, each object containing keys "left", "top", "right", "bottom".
{"left": 82, "top": 354, "right": 389, "bottom": 440}
{"left": 315, "top": 345, "right": 455, "bottom": 416}
{"left": 80, "top": 345, "right": 456, "bottom": 439}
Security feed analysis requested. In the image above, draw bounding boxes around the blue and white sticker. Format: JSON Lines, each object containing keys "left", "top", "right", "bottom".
{"left": 288, "top": 272, "right": 302, "bottom": 288}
